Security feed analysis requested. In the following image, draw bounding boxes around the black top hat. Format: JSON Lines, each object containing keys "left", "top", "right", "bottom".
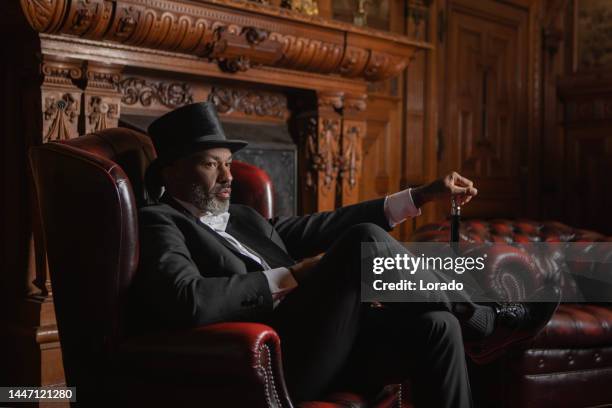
{"left": 147, "top": 102, "right": 247, "bottom": 165}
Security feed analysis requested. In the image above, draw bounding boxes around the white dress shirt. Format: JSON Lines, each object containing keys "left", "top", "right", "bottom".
{"left": 174, "top": 189, "right": 421, "bottom": 308}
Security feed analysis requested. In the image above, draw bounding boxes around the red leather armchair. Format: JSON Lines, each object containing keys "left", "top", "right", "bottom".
{"left": 29, "top": 128, "right": 407, "bottom": 407}
{"left": 411, "top": 220, "right": 612, "bottom": 408}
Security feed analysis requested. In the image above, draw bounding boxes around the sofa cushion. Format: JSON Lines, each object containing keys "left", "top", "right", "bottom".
{"left": 411, "top": 219, "right": 608, "bottom": 244}
{"left": 529, "top": 304, "right": 612, "bottom": 348}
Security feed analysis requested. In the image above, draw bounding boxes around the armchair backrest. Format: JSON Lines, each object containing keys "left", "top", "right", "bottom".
{"left": 29, "top": 127, "right": 274, "bottom": 387}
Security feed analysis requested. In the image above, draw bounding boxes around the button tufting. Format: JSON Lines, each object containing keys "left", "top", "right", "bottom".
{"left": 595, "top": 352, "right": 602, "bottom": 363}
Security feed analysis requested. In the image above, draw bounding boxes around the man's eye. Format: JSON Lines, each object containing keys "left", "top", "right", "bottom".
{"left": 203, "top": 162, "right": 217, "bottom": 168}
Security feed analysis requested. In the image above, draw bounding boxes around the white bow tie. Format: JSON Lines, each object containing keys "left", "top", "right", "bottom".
{"left": 199, "top": 212, "right": 230, "bottom": 232}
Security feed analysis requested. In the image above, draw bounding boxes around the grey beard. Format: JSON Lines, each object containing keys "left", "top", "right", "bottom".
{"left": 189, "top": 184, "right": 230, "bottom": 215}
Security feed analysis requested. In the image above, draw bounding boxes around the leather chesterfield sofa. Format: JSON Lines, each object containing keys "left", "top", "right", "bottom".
{"left": 411, "top": 219, "right": 612, "bottom": 408}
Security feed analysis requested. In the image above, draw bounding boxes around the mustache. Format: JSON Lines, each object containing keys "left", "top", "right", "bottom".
{"left": 211, "top": 183, "right": 231, "bottom": 193}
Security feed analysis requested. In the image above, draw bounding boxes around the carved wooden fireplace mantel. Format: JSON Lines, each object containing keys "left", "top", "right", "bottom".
{"left": 21, "top": 0, "right": 428, "bottom": 82}
{"left": 13, "top": 0, "right": 434, "bottom": 395}
{"left": 21, "top": 0, "right": 432, "bottom": 210}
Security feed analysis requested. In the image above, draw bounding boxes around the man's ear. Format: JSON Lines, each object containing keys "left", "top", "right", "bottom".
{"left": 161, "top": 164, "right": 176, "bottom": 187}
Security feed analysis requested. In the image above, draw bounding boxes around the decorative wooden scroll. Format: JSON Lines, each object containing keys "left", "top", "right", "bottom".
{"left": 209, "top": 86, "right": 289, "bottom": 120}
{"left": 118, "top": 78, "right": 194, "bottom": 109}
{"left": 20, "top": 0, "right": 424, "bottom": 82}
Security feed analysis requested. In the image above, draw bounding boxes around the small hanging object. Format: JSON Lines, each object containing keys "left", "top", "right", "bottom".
{"left": 450, "top": 196, "right": 461, "bottom": 245}
{"left": 353, "top": 0, "right": 368, "bottom": 26}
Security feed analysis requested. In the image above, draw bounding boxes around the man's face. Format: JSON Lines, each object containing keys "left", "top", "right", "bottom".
{"left": 164, "top": 147, "right": 233, "bottom": 215}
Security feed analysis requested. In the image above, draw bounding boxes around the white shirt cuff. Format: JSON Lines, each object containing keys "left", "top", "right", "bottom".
{"left": 384, "top": 188, "right": 422, "bottom": 228}
{"left": 262, "top": 267, "right": 298, "bottom": 308}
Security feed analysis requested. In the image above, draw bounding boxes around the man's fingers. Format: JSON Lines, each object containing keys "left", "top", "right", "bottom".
{"left": 451, "top": 186, "right": 469, "bottom": 195}
{"left": 456, "top": 195, "right": 473, "bottom": 205}
{"left": 452, "top": 186, "right": 477, "bottom": 205}
{"left": 452, "top": 186, "right": 477, "bottom": 195}
{"left": 453, "top": 173, "right": 474, "bottom": 188}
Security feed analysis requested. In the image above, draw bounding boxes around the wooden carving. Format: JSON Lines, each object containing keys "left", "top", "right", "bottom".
{"left": 118, "top": 78, "right": 194, "bottom": 109}
{"left": 316, "top": 117, "right": 341, "bottom": 189}
{"left": 344, "top": 94, "right": 367, "bottom": 112}
{"left": 303, "top": 116, "right": 319, "bottom": 189}
{"left": 304, "top": 117, "right": 341, "bottom": 190}
{"left": 318, "top": 91, "right": 344, "bottom": 110}
{"left": 339, "top": 46, "right": 370, "bottom": 77}
{"left": 340, "top": 94, "right": 366, "bottom": 206}
{"left": 269, "top": 33, "right": 344, "bottom": 73}
{"left": 85, "top": 96, "right": 119, "bottom": 133}
{"left": 296, "top": 91, "right": 344, "bottom": 212}
{"left": 21, "top": 0, "right": 69, "bottom": 33}
{"left": 43, "top": 93, "right": 79, "bottom": 142}
{"left": 209, "top": 87, "right": 288, "bottom": 119}
{"left": 209, "top": 25, "right": 283, "bottom": 73}
{"left": 20, "top": 0, "right": 420, "bottom": 82}
{"left": 341, "top": 125, "right": 362, "bottom": 187}
{"left": 364, "top": 51, "right": 408, "bottom": 82}
{"left": 83, "top": 63, "right": 122, "bottom": 133}
{"left": 40, "top": 58, "right": 82, "bottom": 142}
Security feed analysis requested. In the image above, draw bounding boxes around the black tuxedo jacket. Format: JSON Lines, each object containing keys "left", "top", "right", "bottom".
{"left": 133, "top": 194, "right": 390, "bottom": 328}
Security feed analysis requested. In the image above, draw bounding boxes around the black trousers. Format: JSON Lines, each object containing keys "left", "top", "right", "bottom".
{"left": 269, "top": 223, "right": 473, "bottom": 408}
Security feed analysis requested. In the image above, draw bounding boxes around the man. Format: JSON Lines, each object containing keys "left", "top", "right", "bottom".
{"left": 134, "top": 102, "right": 559, "bottom": 407}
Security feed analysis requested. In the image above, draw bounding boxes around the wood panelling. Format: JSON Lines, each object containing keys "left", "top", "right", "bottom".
{"left": 558, "top": 75, "right": 612, "bottom": 235}
{"left": 541, "top": 0, "right": 612, "bottom": 235}
{"left": 438, "top": 0, "right": 534, "bottom": 220}
{"left": 564, "top": 126, "right": 612, "bottom": 233}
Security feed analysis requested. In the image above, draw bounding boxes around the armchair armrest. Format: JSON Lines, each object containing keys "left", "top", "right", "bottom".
{"left": 117, "top": 322, "right": 293, "bottom": 408}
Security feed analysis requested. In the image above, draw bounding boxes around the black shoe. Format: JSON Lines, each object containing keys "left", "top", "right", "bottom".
{"left": 465, "top": 285, "right": 561, "bottom": 364}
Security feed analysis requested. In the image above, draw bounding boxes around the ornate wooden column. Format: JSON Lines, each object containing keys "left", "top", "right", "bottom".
{"left": 297, "top": 91, "right": 367, "bottom": 211}
{"left": 313, "top": 91, "right": 343, "bottom": 211}
{"left": 340, "top": 93, "right": 367, "bottom": 206}
{"left": 294, "top": 91, "right": 342, "bottom": 213}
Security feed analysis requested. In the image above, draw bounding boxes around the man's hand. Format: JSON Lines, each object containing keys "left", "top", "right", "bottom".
{"left": 288, "top": 253, "right": 324, "bottom": 285}
{"left": 411, "top": 172, "right": 478, "bottom": 208}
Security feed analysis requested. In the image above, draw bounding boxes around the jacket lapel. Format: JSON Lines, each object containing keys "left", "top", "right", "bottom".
{"left": 159, "top": 194, "right": 259, "bottom": 268}
{"left": 160, "top": 194, "right": 292, "bottom": 269}
{"left": 226, "top": 214, "right": 295, "bottom": 268}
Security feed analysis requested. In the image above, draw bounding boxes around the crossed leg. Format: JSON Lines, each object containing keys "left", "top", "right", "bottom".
{"left": 269, "top": 223, "right": 473, "bottom": 407}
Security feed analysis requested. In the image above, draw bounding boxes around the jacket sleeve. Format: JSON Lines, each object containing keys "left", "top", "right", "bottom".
{"left": 137, "top": 207, "right": 273, "bottom": 327}
{"left": 269, "top": 198, "right": 391, "bottom": 260}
